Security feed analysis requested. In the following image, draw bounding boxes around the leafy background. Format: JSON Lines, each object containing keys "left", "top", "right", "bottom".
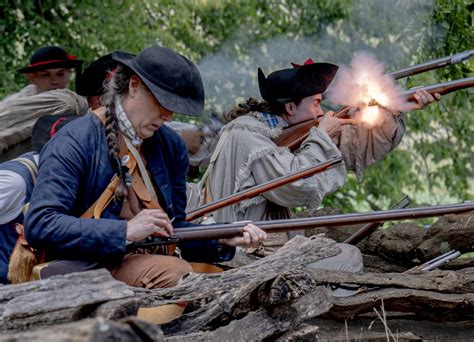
{"left": 1, "top": 0, "right": 472, "bottom": 211}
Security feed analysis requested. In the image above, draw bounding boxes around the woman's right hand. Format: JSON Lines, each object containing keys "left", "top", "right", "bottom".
{"left": 126, "top": 209, "right": 173, "bottom": 242}
{"left": 318, "top": 111, "right": 360, "bottom": 136}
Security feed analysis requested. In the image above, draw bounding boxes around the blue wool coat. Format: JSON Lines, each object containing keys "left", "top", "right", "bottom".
{"left": 25, "top": 114, "right": 233, "bottom": 266}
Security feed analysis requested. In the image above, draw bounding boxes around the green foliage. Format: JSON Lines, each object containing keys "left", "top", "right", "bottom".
{"left": 0, "top": 0, "right": 472, "bottom": 212}
{"left": 323, "top": 0, "right": 473, "bottom": 211}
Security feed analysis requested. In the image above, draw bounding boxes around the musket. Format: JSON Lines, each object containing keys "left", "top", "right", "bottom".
{"left": 343, "top": 195, "right": 410, "bottom": 244}
{"left": 406, "top": 250, "right": 461, "bottom": 272}
{"left": 353, "top": 250, "right": 462, "bottom": 295}
{"left": 274, "top": 51, "right": 474, "bottom": 151}
{"left": 276, "top": 77, "right": 474, "bottom": 151}
{"left": 186, "top": 157, "right": 343, "bottom": 222}
{"left": 401, "top": 77, "right": 474, "bottom": 102}
{"left": 131, "top": 202, "right": 474, "bottom": 247}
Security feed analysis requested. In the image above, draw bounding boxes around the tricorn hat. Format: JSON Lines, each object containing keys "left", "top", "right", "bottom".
{"left": 75, "top": 54, "right": 118, "bottom": 96}
{"left": 18, "top": 46, "right": 82, "bottom": 73}
{"left": 258, "top": 61, "right": 338, "bottom": 104}
{"left": 111, "top": 46, "right": 205, "bottom": 116}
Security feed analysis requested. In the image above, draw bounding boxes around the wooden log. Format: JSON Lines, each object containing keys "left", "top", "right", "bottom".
{"left": 304, "top": 267, "right": 474, "bottom": 294}
{"left": 165, "top": 286, "right": 332, "bottom": 341}
{"left": 132, "top": 236, "right": 340, "bottom": 336}
{"left": 416, "top": 212, "right": 474, "bottom": 260}
{"left": 362, "top": 223, "right": 426, "bottom": 263}
{"left": 274, "top": 323, "right": 320, "bottom": 341}
{"left": 301, "top": 209, "right": 473, "bottom": 271}
{"left": 0, "top": 317, "right": 164, "bottom": 341}
{"left": 362, "top": 254, "right": 406, "bottom": 273}
{"left": 0, "top": 269, "right": 136, "bottom": 332}
{"left": 328, "top": 288, "right": 474, "bottom": 321}
{"left": 134, "top": 236, "right": 339, "bottom": 306}
{"left": 311, "top": 316, "right": 474, "bottom": 341}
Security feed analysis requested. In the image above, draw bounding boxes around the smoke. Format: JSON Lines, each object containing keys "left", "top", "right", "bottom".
{"left": 197, "top": 0, "right": 437, "bottom": 118}
{"left": 325, "top": 51, "right": 411, "bottom": 114}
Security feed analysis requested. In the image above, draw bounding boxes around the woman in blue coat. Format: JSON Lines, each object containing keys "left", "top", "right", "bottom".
{"left": 25, "top": 46, "right": 266, "bottom": 288}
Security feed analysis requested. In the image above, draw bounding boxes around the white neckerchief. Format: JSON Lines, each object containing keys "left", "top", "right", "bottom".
{"left": 115, "top": 98, "right": 142, "bottom": 146}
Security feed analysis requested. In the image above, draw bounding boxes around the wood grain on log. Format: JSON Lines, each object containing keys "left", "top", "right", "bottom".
{"left": 304, "top": 267, "right": 474, "bottom": 294}
{"left": 328, "top": 288, "right": 474, "bottom": 321}
{"left": 165, "top": 286, "right": 332, "bottom": 341}
{"left": 0, "top": 317, "right": 164, "bottom": 342}
{"left": 362, "top": 253, "right": 407, "bottom": 273}
{"left": 134, "top": 236, "right": 339, "bottom": 336}
{"left": 416, "top": 212, "right": 474, "bottom": 260}
{"left": 311, "top": 317, "right": 474, "bottom": 341}
{"left": 0, "top": 269, "right": 135, "bottom": 332}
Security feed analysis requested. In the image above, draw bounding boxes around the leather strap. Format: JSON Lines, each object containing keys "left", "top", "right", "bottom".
{"left": 124, "top": 136, "right": 159, "bottom": 204}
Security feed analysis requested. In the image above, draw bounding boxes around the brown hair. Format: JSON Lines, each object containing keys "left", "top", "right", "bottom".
{"left": 224, "top": 98, "right": 278, "bottom": 122}
{"left": 224, "top": 96, "right": 304, "bottom": 123}
{"left": 101, "top": 64, "right": 135, "bottom": 200}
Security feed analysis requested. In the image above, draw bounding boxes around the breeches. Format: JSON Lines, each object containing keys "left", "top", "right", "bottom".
{"left": 37, "top": 254, "right": 193, "bottom": 289}
{"left": 109, "top": 253, "right": 194, "bottom": 289}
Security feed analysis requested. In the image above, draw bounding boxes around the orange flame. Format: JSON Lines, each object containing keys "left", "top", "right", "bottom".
{"left": 360, "top": 106, "right": 380, "bottom": 125}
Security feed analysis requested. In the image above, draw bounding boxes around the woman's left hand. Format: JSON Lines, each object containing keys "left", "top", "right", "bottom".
{"left": 219, "top": 223, "right": 267, "bottom": 248}
{"left": 408, "top": 89, "right": 441, "bottom": 111}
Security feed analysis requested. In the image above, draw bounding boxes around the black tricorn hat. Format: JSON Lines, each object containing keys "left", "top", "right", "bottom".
{"left": 75, "top": 54, "right": 118, "bottom": 96}
{"left": 258, "top": 62, "right": 338, "bottom": 104}
{"left": 112, "top": 46, "right": 205, "bottom": 117}
{"left": 18, "top": 46, "right": 82, "bottom": 73}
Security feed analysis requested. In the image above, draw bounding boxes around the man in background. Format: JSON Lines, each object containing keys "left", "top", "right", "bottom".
{"left": 0, "top": 46, "right": 85, "bottom": 158}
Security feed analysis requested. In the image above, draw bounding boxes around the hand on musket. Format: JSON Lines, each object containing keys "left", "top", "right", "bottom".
{"left": 317, "top": 110, "right": 363, "bottom": 136}
{"left": 219, "top": 223, "right": 267, "bottom": 248}
{"left": 126, "top": 208, "right": 174, "bottom": 242}
{"left": 405, "top": 89, "right": 441, "bottom": 111}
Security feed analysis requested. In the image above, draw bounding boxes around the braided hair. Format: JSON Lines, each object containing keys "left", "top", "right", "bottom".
{"left": 224, "top": 96, "right": 306, "bottom": 123}
{"left": 100, "top": 64, "right": 135, "bottom": 200}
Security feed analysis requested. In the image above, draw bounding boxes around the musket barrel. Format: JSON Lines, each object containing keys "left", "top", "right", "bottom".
{"left": 421, "top": 251, "right": 461, "bottom": 271}
{"left": 186, "top": 157, "right": 343, "bottom": 221}
{"left": 390, "top": 50, "right": 474, "bottom": 79}
{"left": 175, "top": 202, "right": 474, "bottom": 241}
{"left": 402, "top": 77, "right": 474, "bottom": 100}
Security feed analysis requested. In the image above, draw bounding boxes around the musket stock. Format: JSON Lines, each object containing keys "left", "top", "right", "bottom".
{"left": 186, "top": 157, "right": 343, "bottom": 221}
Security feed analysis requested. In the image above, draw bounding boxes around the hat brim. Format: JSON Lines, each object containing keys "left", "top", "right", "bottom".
{"left": 293, "top": 63, "right": 339, "bottom": 97}
{"left": 75, "top": 54, "right": 117, "bottom": 96}
{"left": 112, "top": 51, "right": 203, "bottom": 117}
{"left": 18, "top": 60, "right": 82, "bottom": 73}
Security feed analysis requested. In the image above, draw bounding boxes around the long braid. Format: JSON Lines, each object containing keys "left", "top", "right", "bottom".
{"left": 101, "top": 65, "right": 134, "bottom": 200}
{"left": 224, "top": 97, "right": 285, "bottom": 122}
